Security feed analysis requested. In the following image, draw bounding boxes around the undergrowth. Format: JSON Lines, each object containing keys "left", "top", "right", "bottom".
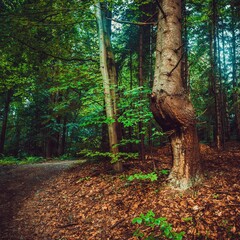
{"left": 0, "top": 156, "right": 45, "bottom": 165}
{"left": 132, "top": 210, "right": 185, "bottom": 240}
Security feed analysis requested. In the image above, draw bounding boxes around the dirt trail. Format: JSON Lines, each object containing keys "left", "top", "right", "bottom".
{"left": 0, "top": 160, "right": 84, "bottom": 239}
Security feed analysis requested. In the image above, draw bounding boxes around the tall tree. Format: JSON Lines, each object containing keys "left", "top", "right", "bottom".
{"left": 150, "top": 0, "right": 201, "bottom": 189}
{"left": 95, "top": 1, "right": 123, "bottom": 172}
{"left": 210, "top": 0, "right": 224, "bottom": 150}
{"left": 231, "top": 0, "right": 240, "bottom": 139}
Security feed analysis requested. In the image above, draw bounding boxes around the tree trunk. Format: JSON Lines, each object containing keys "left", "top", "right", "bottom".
{"left": 95, "top": 1, "right": 122, "bottom": 172}
{"left": 181, "top": 0, "right": 189, "bottom": 91}
{"left": 231, "top": 0, "right": 240, "bottom": 139}
{"left": 138, "top": 25, "right": 145, "bottom": 161}
{"left": 150, "top": 0, "right": 201, "bottom": 189}
{"left": 0, "top": 89, "right": 13, "bottom": 155}
{"left": 128, "top": 50, "right": 133, "bottom": 152}
{"left": 210, "top": 0, "right": 224, "bottom": 149}
{"left": 58, "top": 116, "right": 67, "bottom": 156}
{"left": 220, "top": 20, "right": 230, "bottom": 140}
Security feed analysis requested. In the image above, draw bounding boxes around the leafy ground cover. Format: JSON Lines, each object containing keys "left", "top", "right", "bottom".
{"left": 0, "top": 142, "right": 239, "bottom": 239}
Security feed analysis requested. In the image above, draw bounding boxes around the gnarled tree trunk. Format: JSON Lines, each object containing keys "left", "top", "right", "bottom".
{"left": 150, "top": 0, "right": 201, "bottom": 189}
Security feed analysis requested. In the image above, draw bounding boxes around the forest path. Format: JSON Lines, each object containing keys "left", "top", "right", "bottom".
{"left": 0, "top": 160, "right": 85, "bottom": 239}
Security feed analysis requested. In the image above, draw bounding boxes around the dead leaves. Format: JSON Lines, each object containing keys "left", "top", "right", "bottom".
{"left": 3, "top": 142, "right": 240, "bottom": 239}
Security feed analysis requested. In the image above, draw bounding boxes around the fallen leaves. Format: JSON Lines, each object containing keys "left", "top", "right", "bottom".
{"left": 1, "top": 141, "right": 240, "bottom": 239}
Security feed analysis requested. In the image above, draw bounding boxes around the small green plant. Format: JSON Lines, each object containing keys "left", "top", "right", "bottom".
{"left": 127, "top": 172, "right": 158, "bottom": 182}
{"left": 23, "top": 156, "right": 44, "bottom": 164}
{"left": 132, "top": 210, "right": 185, "bottom": 240}
{"left": 212, "top": 193, "right": 219, "bottom": 199}
{"left": 159, "top": 169, "right": 170, "bottom": 175}
{"left": 76, "top": 176, "right": 91, "bottom": 183}
{"left": 182, "top": 216, "right": 193, "bottom": 222}
{"left": 78, "top": 149, "right": 138, "bottom": 164}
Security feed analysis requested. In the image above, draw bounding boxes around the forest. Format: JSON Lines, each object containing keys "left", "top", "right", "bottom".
{"left": 0, "top": 0, "right": 240, "bottom": 239}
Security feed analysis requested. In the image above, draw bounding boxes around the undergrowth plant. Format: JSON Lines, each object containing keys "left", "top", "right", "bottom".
{"left": 127, "top": 169, "right": 170, "bottom": 182}
{"left": 0, "top": 156, "right": 44, "bottom": 165}
{"left": 127, "top": 172, "right": 158, "bottom": 182}
{"left": 79, "top": 149, "right": 138, "bottom": 163}
{"left": 132, "top": 210, "right": 185, "bottom": 240}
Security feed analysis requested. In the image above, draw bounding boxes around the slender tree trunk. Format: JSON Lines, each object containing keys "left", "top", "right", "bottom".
{"left": 216, "top": 10, "right": 226, "bottom": 146}
{"left": 220, "top": 20, "right": 230, "bottom": 140}
{"left": 128, "top": 50, "right": 133, "bottom": 152}
{"left": 210, "top": 0, "right": 224, "bottom": 150}
{"left": 13, "top": 109, "right": 21, "bottom": 156}
{"left": 60, "top": 116, "right": 67, "bottom": 155}
{"left": 148, "top": 25, "right": 153, "bottom": 148}
{"left": 138, "top": 26, "right": 145, "bottom": 161}
{"left": 150, "top": 0, "right": 201, "bottom": 189}
{"left": 0, "top": 89, "right": 13, "bottom": 155}
{"left": 231, "top": 1, "right": 240, "bottom": 139}
{"left": 95, "top": 1, "right": 122, "bottom": 172}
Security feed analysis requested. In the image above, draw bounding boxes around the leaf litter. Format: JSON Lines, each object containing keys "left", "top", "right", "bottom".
{"left": 1, "top": 141, "right": 240, "bottom": 239}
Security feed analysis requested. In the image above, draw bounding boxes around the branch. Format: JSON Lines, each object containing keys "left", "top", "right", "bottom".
{"left": 168, "top": 53, "right": 184, "bottom": 76}
{"left": 144, "top": 11, "right": 158, "bottom": 23}
{"left": 11, "top": 36, "right": 97, "bottom": 63}
{"left": 174, "top": 44, "right": 184, "bottom": 53}
{"left": 106, "top": 17, "right": 156, "bottom": 26}
{"left": 155, "top": 0, "right": 166, "bottom": 19}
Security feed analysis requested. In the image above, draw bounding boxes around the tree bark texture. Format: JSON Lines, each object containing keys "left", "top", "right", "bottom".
{"left": 95, "top": 1, "right": 122, "bottom": 172}
{"left": 150, "top": 0, "right": 201, "bottom": 189}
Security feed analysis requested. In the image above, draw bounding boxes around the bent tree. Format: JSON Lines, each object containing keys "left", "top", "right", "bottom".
{"left": 95, "top": 1, "right": 123, "bottom": 172}
{"left": 150, "top": 0, "right": 201, "bottom": 189}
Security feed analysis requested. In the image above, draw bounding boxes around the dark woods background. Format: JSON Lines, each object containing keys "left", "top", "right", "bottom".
{"left": 0, "top": 0, "right": 239, "bottom": 159}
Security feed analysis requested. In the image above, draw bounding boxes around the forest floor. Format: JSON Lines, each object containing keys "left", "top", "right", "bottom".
{"left": 0, "top": 142, "right": 239, "bottom": 240}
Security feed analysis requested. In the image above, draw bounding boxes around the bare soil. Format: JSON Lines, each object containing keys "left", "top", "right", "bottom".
{"left": 0, "top": 143, "right": 239, "bottom": 240}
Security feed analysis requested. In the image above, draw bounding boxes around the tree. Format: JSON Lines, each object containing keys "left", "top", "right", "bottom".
{"left": 230, "top": 0, "right": 240, "bottom": 140}
{"left": 150, "top": 0, "right": 201, "bottom": 189}
{"left": 95, "top": 1, "right": 123, "bottom": 172}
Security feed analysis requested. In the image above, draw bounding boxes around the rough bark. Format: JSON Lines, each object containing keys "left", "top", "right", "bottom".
{"left": 181, "top": 0, "right": 189, "bottom": 91}
{"left": 95, "top": 1, "right": 122, "bottom": 172}
{"left": 150, "top": 0, "right": 201, "bottom": 189}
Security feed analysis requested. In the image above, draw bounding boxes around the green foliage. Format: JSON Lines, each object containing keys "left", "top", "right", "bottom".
{"left": 23, "top": 156, "right": 44, "bottom": 164}
{"left": 181, "top": 217, "right": 193, "bottom": 222}
{"left": 0, "top": 156, "right": 20, "bottom": 165}
{"left": 0, "top": 156, "right": 44, "bottom": 165}
{"left": 127, "top": 172, "right": 158, "bottom": 182}
{"left": 58, "top": 154, "right": 75, "bottom": 161}
{"left": 118, "top": 87, "right": 153, "bottom": 128}
{"left": 132, "top": 210, "right": 185, "bottom": 240}
{"left": 79, "top": 149, "right": 138, "bottom": 164}
{"left": 76, "top": 176, "right": 91, "bottom": 183}
{"left": 159, "top": 169, "right": 170, "bottom": 175}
